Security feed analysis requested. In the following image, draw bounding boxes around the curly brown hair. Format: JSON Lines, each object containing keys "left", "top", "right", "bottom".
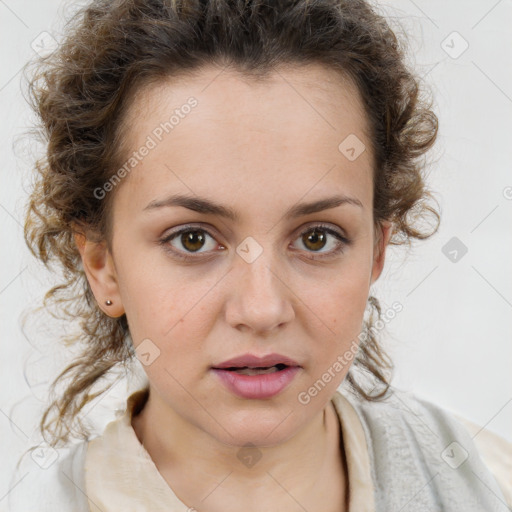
{"left": 22, "top": 0, "right": 440, "bottom": 449}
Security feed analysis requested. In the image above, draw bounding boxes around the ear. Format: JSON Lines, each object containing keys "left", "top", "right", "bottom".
{"left": 74, "top": 231, "right": 125, "bottom": 318}
{"left": 370, "top": 220, "right": 393, "bottom": 287}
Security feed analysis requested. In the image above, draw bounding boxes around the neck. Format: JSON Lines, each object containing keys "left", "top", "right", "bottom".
{"left": 131, "top": 386, "right": 348, "bottom": 512}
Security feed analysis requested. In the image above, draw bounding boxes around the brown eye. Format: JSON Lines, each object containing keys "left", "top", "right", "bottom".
{"left": 291, "top": 224, "right": 349, "bottom": 260}
{"left": 161, "top": 226, "right": 219, "bottom": 259}
{"left": 302, "top": 228, "right": 328, "bottom": 252}
{"left": 180, "top": 230, "right": 207, "bottom": 252}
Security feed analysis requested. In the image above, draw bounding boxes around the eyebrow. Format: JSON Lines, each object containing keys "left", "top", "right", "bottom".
{"left": 143, "top": 193, "right": 363, "bottom": 221}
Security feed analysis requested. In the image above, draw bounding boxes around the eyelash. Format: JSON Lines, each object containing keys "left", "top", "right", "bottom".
{"left": 159, "top": 223, "right": 351, "bottom": 262}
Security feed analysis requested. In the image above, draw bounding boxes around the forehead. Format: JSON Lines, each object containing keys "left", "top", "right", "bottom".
{"left": 121, "top": 62, "right": 370, "bottom": 147}
{"left": 113, "top": 63, "right": 374, "bottom": 217}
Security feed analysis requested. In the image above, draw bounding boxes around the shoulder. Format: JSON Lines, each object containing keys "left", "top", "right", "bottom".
{"left": 336, "top": 386, "right": 511, "bottom": 511}
{"left": 451, "top": 410, "right": 512, "bottom": 508}
{"left": 7, "top": 384, "right": 148, "bottom": 511}
{"left": 8, "top": 439, "right": 91, "bottom": 511}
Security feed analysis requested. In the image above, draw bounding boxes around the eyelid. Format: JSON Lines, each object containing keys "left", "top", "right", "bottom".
{"left": 295, "top": 221, "right": 348, "bottom": 240}
{"left": 161, "top": 222, "right": 220, "bottom": 241}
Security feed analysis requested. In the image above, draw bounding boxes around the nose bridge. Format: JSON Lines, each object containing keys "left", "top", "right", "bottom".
{"left": 245, "top": 255, "right": 277, "bottom": 294}
{"left": 225, "top": 239, "right": 294, "bottom": 332}
{"left": 235, "top": 233, "right": 276, "bottom": 279}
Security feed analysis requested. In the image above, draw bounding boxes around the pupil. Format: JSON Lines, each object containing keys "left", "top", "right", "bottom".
{"left": 182, "top": 230, "right": 205, "bottom": 252}
{"left": 304, "top": 229, "right": 326, "bottom": 251}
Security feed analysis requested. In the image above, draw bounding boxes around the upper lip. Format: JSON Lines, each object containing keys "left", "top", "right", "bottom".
{"left": 212, "top": 353, "right": 301, "bottom": 369}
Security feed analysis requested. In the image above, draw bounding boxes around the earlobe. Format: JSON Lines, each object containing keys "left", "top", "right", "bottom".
{"left": 73, "top": 232, "right": 125, "bottom": 318}
{"left": 370, "top": 221, "right": 393, "bottom": 287}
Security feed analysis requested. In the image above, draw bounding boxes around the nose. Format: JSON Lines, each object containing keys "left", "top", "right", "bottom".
{"left": 224, "top": 250, "right": 295, "bottom": 335}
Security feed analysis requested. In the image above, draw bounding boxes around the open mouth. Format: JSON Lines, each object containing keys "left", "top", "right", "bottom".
{"left": 212, "top": 361, "right": 300, "bottom": 399}
{"left": 221, "top": 363, "right": 289, "bottom": 375}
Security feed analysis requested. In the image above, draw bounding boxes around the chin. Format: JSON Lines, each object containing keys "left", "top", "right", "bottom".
{"left": 205, "top": 404, "right": 306, "bottom": 448}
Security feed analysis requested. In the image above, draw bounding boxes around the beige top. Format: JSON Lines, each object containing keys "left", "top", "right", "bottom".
{"left": 84, "top": 387, "right": 512, "bottom": 511}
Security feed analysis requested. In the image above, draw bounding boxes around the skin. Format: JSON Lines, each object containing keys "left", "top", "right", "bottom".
{"left": 75, "top": 63, "right": 392, "bottom": 512}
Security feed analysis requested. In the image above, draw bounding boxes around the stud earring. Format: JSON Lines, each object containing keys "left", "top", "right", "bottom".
{"left": 105, "top": 299, "right": 113, "bottom": 306}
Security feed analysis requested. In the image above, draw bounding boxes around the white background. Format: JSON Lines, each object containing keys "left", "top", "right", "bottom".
{"left": 1, "top": 0, "right": 511, "bottom": 503}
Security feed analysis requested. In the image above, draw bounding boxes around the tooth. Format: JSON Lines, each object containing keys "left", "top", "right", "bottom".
{"left": 234, "top": 365, "right": 280, "bottom": 375}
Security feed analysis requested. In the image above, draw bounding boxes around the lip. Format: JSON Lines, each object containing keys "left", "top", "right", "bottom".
{"left": 212, "top": 353, "right": 301, "bottom": 370}
{"left": 211, "top": 366, "right": 301, "bottom": 399}
{"left": 211, "top": 352, "right": 302, "bottom": 400}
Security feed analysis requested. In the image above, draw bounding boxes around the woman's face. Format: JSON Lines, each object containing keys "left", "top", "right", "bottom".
{"left": 87, "top": 63, "right": 391, "bottom": 447}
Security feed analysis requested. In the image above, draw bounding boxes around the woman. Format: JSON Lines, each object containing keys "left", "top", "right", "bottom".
{"left": 9, "top": 0, "right": 511, "bottom": 510}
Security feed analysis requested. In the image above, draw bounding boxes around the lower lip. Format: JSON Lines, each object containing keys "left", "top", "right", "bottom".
{"left": 211, "top": 366, "right": 301, "bottom": 399}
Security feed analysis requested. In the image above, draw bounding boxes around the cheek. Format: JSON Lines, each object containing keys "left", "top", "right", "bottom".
{"left": 316, "top": 262, "right": 371, "bottom": 334}
{"left": 121, "top": 275, "right": 215, "bottom": 344}
{"left": 307, "top": 266, "right": 371, "bottom": 370}
{"left": 113, "top": 240, "right": 210, "bottom": 335}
